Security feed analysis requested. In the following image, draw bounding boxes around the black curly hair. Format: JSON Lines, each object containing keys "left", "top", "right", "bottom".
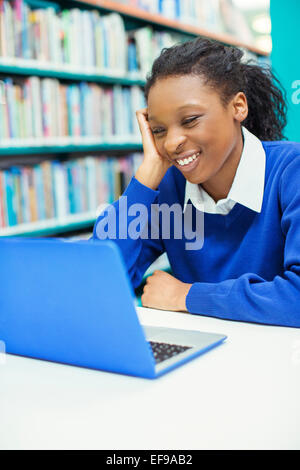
{"left": 144, "top": 37, "right": 287, "bottom": 141}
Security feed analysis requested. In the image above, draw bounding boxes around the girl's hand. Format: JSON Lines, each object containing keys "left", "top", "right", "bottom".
{"left": 141, "top": 270, "right": 192, "bottom": 312}
{"left": 135, "top": 108, "right": 172, "bottom": 190}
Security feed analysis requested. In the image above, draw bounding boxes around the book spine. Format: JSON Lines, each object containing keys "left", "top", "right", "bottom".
{"left": 85, "top": 156, "right": 96, "bottom": 211}
{"left": 20, "top": 166, "right": 31, "bottom": 223}
{"left": 1, "top": 169, "right": 8, "bottom": 226}
{"left": 78, "top": 158, "right": 87, "bottom": 212}
{"left": 5, "top": 78, "right": 15, "bottom": 139}
{"left": 41, "top": 78, "right": 51, "bottom": 138}
{"left": 0, "top": 0, "right": 6, "bottom": 57}
{"left": 10, "top": 166, "right": 23, "bottom": 224}
{"left": 71, "top": 160, "right": 81, "bottom": 213}
{"left": 52, "top": 160, "right": 68, "bottom": 219}
{"left": 21, "top": 0, "right": 30, "bottom": 60}
{"left": 61, "top": 10, "right": 70, "bottom": 65}
{"left": 41, "top": 160, "right": 54, "bottom": 219}
{"left": 5, "top": 0, "right": 15, "bottom": 58}
{"left": 27, "top": 166, "right": 38, "bottom": 222}
{"left": 30, "top": 76, "right": 43, "bottom": 139}
{"left": 16, "top": 83, "right": 24, "bottom": 139}
{"left": 33, "top": 164, "right": 46, "bottom": 220}
{"left": 3, "top": 170, "right": 17, "bottom": 226}
{"left": 66, "top": 161, "right": 75, "bottom": 214}
{"left": 0, "top": 170, "right": 5, "bottom": 227}
{"left": 60, "top": 84, "right": 68, "bottom": 137}
{"left": 94, "top": 11, "right": 103, "bottom": 70}
{"left": 71, "top": 84, "right": 81, "bottom": 137}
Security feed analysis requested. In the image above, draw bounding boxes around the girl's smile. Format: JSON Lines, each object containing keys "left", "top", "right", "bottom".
{"left": 173, "top": 150, "right": 202, "bottom": 172}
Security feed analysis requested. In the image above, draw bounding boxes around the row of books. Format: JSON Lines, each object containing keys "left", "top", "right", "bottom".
{"left": 0, "top": 152, "right": 143, "bottom": 227}
{"left": 132, "top": 27, "right": 261, "bottom": 77}
{"left": 121, "top": 0, "right": 222, "bottom": 29}
{"left": 0, "top": 76, "right": 145, "bottom": 142}
{"left": 131, "top": 26, "right": 185, "bottom": 79}
{"left": 118, "top": 0, "right": 254, "bottom": 42}
{"left": 0, "top": 0, "right": 186, "bottom": 78}
{"left": 0, "top": 1, "right": 127, "bottom": 72}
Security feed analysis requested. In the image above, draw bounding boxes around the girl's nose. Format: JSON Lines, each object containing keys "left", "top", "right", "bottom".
{"left": 163, "top": 130, "right": 187, "bottom": 156}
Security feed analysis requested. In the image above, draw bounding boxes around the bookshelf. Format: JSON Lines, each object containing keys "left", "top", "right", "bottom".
{"left": 0, "top": 0, "right": 269, "bottom": 239}
{"left": 0, "top": 141, "right": 142, "bottom": 155}
{"left": 75, "top": 0, "right": 269, "bottom": 57}
{"left": 0, "top": 63, "right": 146, "bottom": 85}
{"left": 0, "top": 210, "right": 98, "bottom": 236}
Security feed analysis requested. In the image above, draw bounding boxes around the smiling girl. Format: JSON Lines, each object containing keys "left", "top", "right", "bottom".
{"left": 93, "top": 37, "right": 300, "bottom": 327}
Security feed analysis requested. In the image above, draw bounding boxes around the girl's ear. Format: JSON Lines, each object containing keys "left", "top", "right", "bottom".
{"left": 232, "top": 92, "right": 248, "bottom": 123}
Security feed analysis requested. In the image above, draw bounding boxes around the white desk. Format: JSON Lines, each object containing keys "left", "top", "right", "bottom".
{"left": 0, "top": 306, "right": 300, "bottom": 450}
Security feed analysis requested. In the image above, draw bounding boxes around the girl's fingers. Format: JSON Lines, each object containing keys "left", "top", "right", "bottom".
{"left": 136, "top": 108, "right": 158, "bottom": 157}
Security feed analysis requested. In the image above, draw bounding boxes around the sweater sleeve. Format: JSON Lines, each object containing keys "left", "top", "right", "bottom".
{"left": 92, "top": 176, "right": 165, "bottom": 289}
{"left": 186, "top": 158, "right": 300, "bottom": 328}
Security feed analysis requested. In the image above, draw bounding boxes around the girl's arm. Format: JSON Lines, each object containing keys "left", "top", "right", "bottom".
{"left": 186, "top": 157, "right": 300, "bottom": 328}
{"left": 93, "top": 175, "right": 165, "bottom": 289}
{"left": 93, "top": 108, "right": 171, "bottom": 289}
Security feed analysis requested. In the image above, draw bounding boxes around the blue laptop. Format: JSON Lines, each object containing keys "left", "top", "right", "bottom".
{"left": 0, "top": 238, "right": 226, "bottom": 379}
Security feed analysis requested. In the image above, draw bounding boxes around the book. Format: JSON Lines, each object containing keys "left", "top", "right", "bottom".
{"left": 52, "top": 160, "right": 68, "bottom": 219}
{"left": 27, "top": 166, "right": 38, "bottom": 222}
{"left": 30, "top": 76, "right": 43, "bottom": 139}
{"left": 41, "top": 160, "right": 55, "bottom": 219}
{"left": 0, "top": 152, "right": 145, "bottom": 228}
{"left": 85, "top": 156, "right": 97, "bottom": 211}
{"left": 0, "top": 171, "right": 5, "bottom": 227}
{"left": 3, "top": 169, "right": 17, "bottom": 226}
{"left": 34, "top": 164, "right": 46, "bottom": 220}
{"left": 20, "top": 166, "right": 30, "bottom": 223}
{"left": 0, "top": 73, "right": 146, "bottom": 143}
{"left": 0, "top": 0, "right": 7, "bottom": 57}
{"left": 10, "top": 166, "right": 23, "bottom": 224}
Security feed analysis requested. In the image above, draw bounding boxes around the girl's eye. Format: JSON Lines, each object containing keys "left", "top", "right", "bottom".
{"left": 151, "top": 116, "right": 202, "bottom": 135}
{"left": 152, "top": 128, "right": 165, "bottom": 135}
{"left": 183, "top": 116, "right": 200, "bottom": 125}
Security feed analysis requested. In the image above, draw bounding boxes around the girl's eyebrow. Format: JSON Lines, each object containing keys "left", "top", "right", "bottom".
{"left": 148, "top": 103, "right": 204, "bottom": 122}
{"left": 177, "top": 103, "right": 205, "bottom": 111}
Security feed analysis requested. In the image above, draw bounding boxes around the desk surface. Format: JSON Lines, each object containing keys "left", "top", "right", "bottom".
{"left": 1, "top": 307, "right": 300, "bottom": 450}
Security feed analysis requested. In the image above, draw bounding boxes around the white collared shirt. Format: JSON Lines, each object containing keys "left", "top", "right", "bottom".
{"left": 183, "top": 126, "right": 266, "bottom": 215}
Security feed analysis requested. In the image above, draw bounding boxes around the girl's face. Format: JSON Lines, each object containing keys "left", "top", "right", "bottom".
{"left": 147, "top": 75, "right": 247, "bottom": 185}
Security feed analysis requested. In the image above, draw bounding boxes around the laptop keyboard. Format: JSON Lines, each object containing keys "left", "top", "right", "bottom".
{"left": 149, "top": 341, "right": 192, "bottom": 364}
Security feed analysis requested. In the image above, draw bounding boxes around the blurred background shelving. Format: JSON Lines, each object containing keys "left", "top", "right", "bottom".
{"left": 0, "top": 0, "right": 272, "bottom": 292}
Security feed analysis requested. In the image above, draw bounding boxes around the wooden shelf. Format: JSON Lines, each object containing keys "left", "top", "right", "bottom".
{"left": 75, "top": 0, "right": 269, "bottom": 57}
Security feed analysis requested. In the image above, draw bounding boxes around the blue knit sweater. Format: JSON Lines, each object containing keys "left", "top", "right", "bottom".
{"left": 93, "top": 141, "right": 300, "bottom": 327}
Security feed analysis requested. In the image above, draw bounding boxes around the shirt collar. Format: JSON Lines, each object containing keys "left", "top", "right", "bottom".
{"left": 183, "top": 126, "right": 266, "bottom": 214}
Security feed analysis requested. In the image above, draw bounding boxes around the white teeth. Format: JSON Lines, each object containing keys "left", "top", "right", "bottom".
{"left": 177, "top": 152, "right": 200, "bottom": 166}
